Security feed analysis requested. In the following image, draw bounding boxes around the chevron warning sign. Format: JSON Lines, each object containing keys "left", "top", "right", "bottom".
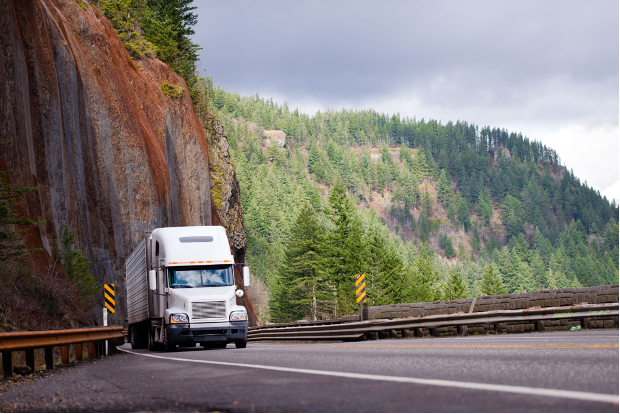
{"left": 104, "top": 284, "right": 115, "bottom": 313}
{"left": 355, "top": 274, "right": 366, "bottom": 304}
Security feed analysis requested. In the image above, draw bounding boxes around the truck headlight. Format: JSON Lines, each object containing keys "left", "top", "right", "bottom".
{"left": 170, "top": 313, "right": 189, "bottom": 324}
{"left": 229, "top": 310, "right": 247, "bottom": 321}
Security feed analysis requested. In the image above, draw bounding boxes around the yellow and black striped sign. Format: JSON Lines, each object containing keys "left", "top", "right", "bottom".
{"left": 355, "top": 274, "right": 366, "bottom": 303}
{"left": 104, "top": 284, "right": 115, "bottom": 313}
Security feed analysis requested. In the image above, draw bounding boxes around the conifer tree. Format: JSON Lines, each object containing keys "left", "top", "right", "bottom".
{"left": 271, "top": 204, "right": 327, "bottom": 322}
{"left": 480, "top": 264, "right": 508, "bottom": 296}
{"left": 442, "top": 267, "right": 468, "bottom": 300}
{"left": 434, "top": 169, "right": 450, "bottom": 208}
{"left": 323, "top": 182, "right": 367, "bottom": 317}
{"left": 475, "top": 188, "right": 493, "bottom": 225}
{"left": 411, "top": 243, "right": 439, "bottom": 302}
{"left": 457, "top": 196, "right": 471, "bottom": 232}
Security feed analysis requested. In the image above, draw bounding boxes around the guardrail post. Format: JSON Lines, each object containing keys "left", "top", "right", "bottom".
{"left": 536, "top": 321, "right": 545, "bottom": 332}
{"left": 87, "top": 342, "right": 95, "bottom": 359}
{"left": 2, "top": 351, "right": 12, "bottom": 378}
{"left": 581, "top": 318, "right": 590, "bottom": 329}
{"left": 414, "top": 328, "right": 423, "bottom": 337}
{"left": 75, "top": 344, "right": 83, "bottom": 361}
{"left": 495, "top": 323, "right": 505, "bottom": 334}
{"left": 61, "top": 346, "right": 69, "bottom": 365}
{"left": 458, "top": 325, "right": 468, "bottom": 336}
{"left": 378, "top": 331, "right": 389, "bottom": 339}
{"left": 401, "top": 329, "right": 411, "bottom": 338}
{"left": 25, "top": 349, "right": 35, "bottom": 373}
{"left": 45, "top": 347, "right": 54, "bottom": 370}
{"left": 429, "top": 328, "right": 438, "bottom": 337}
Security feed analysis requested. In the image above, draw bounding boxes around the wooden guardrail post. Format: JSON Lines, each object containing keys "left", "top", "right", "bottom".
{"left": 2, "top": 351, "right": 12, "bottom": 378}
{"left": 25, "top": 349, "right": 35, "bottom": 373}
{"left": 87, "top": 342, "right": 95, "bottom": 359}
{"left": 45, "top": 347, "right": 54, "bottom": 370}
{"left": 75, "top": 343, "right": 83, "bottom": 361}
{"left": 61, "top": 346, "right": 70, "bottom": 365}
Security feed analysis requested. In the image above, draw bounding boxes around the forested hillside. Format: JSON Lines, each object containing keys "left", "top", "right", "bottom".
{"left": 196, "top": 80, "right": 619, "bottom": 323}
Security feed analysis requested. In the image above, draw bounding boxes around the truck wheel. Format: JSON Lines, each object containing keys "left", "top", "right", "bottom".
{"left": 148, "top": 328, "right": 158, "bottom": 351}
{"left": 130, "top": 326, "right": 141, "bottom": 349}
{"left": 164, "top": 339, "right": 176, "bottom": 352}
{"left": 235, "top": 340, "right": 247, "bottom": 349}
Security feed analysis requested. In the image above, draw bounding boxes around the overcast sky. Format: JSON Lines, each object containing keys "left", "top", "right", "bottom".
{"left": 192, "top": 0, "right": 619, "bottom": 204}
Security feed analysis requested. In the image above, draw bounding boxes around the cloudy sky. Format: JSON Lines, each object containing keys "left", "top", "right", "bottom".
{"left": 192, "top": 0, "right": 619, "bottom": 203}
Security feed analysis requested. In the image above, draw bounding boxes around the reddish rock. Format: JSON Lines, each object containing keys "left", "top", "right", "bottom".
{"left": 0, "top": 0, "right": 255, "bottom": 325}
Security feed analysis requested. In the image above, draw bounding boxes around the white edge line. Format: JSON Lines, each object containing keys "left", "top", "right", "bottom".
{"left": 119, "top": 348, "right": 619, "bottom": 405}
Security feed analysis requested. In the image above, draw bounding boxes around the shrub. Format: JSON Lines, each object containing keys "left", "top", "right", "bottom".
{"left": 161, "top": 82, "right": 184, "bottom": 100}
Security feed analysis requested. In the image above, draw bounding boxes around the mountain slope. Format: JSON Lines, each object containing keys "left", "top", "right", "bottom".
{"left": 201, "top": 82, "right": 619, "bottom": 323}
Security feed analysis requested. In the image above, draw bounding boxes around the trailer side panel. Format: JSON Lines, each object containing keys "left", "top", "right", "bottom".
{"left": 126, "top": 238, "right": 148, "bottom": 323}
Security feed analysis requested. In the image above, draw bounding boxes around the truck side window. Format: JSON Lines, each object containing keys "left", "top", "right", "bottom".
{"left": 155, "top": 241, "right": 159, "bottom": 256}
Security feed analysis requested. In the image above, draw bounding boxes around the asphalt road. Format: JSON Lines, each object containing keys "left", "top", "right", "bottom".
{"left": 1, "top": 329, "right": 618, "bottom": 412}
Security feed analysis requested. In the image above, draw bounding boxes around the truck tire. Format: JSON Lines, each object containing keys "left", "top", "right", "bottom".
{"left": 130, "top": 326, "right": 142, "bottom": 349}
{"left": 235, "top": 340, "right": 247, "bottom": 349}
{"left": 164, "top": 339, "right": 176, "bottom": 352}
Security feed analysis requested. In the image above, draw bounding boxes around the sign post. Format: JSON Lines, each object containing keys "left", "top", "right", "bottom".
{"left": 355, "top": 274, "right": 366, "bottom": 321}
{"left": 104, "top": 284, "right": 115, "bottom": 356}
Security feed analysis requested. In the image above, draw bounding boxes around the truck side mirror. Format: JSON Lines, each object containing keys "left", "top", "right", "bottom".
{"left": 149, "top": 270, "right": 156, "bottom": 291}
{"left": 243, "top": 266, "right": 250, "bottom": 287}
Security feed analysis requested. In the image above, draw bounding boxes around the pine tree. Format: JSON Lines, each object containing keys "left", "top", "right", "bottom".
{"left": 271, "top": 204, "right": 327, "bottom": 322}
{"left": 0, "top": 169, "right": 39, "bottom": 262}
{"left": 480, "top": 264, "right": 508, "bottom": 296}
{"left": 442, "top": 267, "right": 468, "bottom": 300}
{"left": 56, "top": 226, "right": 100, "bottom": 313}
{"left": 530, "top": 250, "right": 547, "bottom": 290}
{"left": 323, "top": 182, "right": 367, "bottom": 317}
{"left": 457, "top": 196, "right": 471, "bottom": 232}
{"left": 437, "top": 169, "right": 452, "bottom": 207}
{"left": 475, "top": 188, "right": 493, "bottom": 225}
{"left": 411, "top": 243, "right": 439, "bottom": 302}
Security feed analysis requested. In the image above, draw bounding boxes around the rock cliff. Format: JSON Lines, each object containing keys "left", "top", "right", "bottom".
{"left": 0, "top": 0, "right": 254, "bottom": 325}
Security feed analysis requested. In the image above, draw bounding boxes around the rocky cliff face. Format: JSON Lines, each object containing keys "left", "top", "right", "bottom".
{"left": 0, "top": 0, "right": 253, "bottom": 325}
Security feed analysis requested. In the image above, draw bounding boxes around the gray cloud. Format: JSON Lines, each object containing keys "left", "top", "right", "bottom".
{"left": 191, "top": 0, "right": 619, "bottom": 200}
{"left": 194, "top": 1, "right": 617, "bottom": 109}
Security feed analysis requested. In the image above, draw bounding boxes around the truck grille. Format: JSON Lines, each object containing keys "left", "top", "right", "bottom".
{"left": 192, "top": 301, "right": 226, "bottom": 320}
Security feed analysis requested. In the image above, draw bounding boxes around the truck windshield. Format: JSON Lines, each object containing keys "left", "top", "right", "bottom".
{"left": 168, "top": 265, "right": 234, "bottom": 288}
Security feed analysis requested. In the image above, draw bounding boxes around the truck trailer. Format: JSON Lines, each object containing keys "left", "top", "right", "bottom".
{"left": 126, "top": 226, "right": 249, "bottom": 351}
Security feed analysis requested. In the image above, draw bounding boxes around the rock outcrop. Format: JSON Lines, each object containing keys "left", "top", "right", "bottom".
{"left": 262, "top": 130, "right": 286, "bottom": 148}
{"left": 0, "top": 0, "right": 253, "bottom": 325}
{"left": 203, "top": 115, "right": 246, "bottom": 261}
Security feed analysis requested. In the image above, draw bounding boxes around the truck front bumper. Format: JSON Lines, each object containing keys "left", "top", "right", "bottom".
{"left": 167, "top": 321, "right": 248, "bottom": 346}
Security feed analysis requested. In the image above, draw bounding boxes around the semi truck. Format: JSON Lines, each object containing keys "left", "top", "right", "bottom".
{"left": 126, "top": 226, "right": 250, "bottom": 351}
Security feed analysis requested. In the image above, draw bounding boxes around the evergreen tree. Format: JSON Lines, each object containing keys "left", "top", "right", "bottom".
{"left": 56, "top": 226, "right": 100, "bottom": 313}
{"left": 0, "top": 169, "right": 39, "bottom": 262}
{"left": 271, "top": 204, "right": 327, "bottom": 322}
{"left": 437, "top": 169, "right": 452, "bottom": 207}
{"left": 457, "top": 196, "right": 471, "bottom": 232}
{"left": 475, "top": 188, "right": 493, "bottom": 225}
{"left": 480, "top": 264, "right": 508, "bottom": 296}
{"left": 442, "top": 267, "right": 468, "bottom": 300}
{"left": 323, "top": 182, "right": 367, "bottom": 317}
{"left": 411, "top": 243, "right": 439, "bottom": 302}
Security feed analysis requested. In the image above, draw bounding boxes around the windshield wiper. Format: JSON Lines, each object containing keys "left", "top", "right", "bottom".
{"left": 171, "top": 284, "right": 194, "bottom": 288}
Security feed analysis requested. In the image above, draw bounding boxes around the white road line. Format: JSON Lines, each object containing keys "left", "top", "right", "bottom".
{"left": 119, "top": 348, "right": 618, "bottom": 404}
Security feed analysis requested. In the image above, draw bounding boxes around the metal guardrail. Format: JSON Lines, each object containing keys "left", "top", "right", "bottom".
{"left": 0, "top": 326, "right": 124, "bottom": 378}
{"left": 248, "top": 303, "right": 619, "bottom": 342}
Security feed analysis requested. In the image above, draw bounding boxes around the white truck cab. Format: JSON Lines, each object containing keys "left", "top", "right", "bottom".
{"left": 126, "top": 226, "right": 249, "bottom": 351}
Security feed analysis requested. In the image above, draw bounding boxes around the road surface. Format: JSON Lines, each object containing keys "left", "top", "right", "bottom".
{"left": 1, "top": 329, "right": 618, "bottom": 412}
